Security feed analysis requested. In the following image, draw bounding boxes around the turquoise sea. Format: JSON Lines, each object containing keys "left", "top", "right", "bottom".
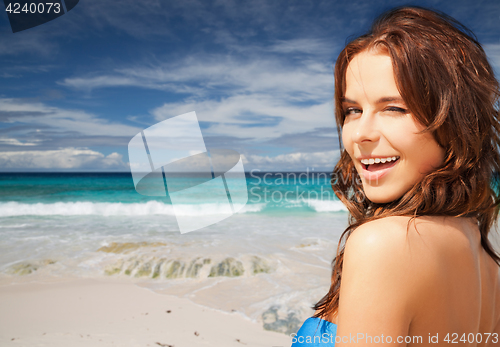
{"left": 0, "top": 171, "right": 348, "bottom": 334}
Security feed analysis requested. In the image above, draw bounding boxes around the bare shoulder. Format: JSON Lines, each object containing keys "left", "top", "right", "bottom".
{"left": 338, "top": 216, "right": 431, "bottom": 329}
{"left": 342, "top": 216, "right": 449, "bottom": 291}
{"left": 343, "top": 215, "right": 435, "bottom": 280}
{"left": 344, "top": 215, "right": 428, "bottom": 258}
{"left": 346, "top": 215, "right": 478, "bottom": 256}
{"left": 342, "top": 216, "right": 417, "bottom": 285}
{"left": 345, "top": 215, "right": 413, "bottom": 246}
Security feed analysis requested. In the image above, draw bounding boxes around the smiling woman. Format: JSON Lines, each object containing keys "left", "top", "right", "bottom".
{"left": 341, "top": 51, "right": 446, "bottom": 203}
{"left": 291, "top": 6, "right": 500, "bottom": 347}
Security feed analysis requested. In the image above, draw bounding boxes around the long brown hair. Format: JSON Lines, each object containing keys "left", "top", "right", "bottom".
{"left": 313, "top": 6, "right": 500, "bottom": 320}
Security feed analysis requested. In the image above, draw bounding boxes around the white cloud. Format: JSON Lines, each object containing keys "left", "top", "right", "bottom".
{"left": 0, "top": 138, "right": 40, "bottom": 146}
{"left": 267, "top": 38, "right": 333, "bottom": 55}
{"left": 59, "top": 76, "right": 139, "bottom": 92}
{"left": 151, "top": 94, "right": 334, "bottom": 139}
{"left": 0, "top": 148, "right": 128, "bottom": 170}
{"left": 59, "top": 48, "right": 336, "bottom": 141}
{"left": 0, "top": 98, "right": 141, "bottom": 137}
{"left": 60, "top": 53, "right": 334, "bottom": 101}
{"left": 242, "top": 150, "right": 339, "bottom": 171}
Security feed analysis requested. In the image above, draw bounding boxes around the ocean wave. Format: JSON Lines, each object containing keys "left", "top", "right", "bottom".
{"left": 0, "top": 201, "right": 268, "bottom": 217}
{"left": 0, "top": 199, "right": 346, "bottom": 217}
{"left": 304, "top": 199, "right": 348, "bottom": 212}
{"left": 0, "top": 201, "right": 176, "bottom": 217}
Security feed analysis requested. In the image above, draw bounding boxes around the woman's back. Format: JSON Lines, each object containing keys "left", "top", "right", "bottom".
{"left": 331, "top": 216, "right": 500, "bottom": 346}
{"left": 403, "top": 216, "right": 500, "bottom": 346}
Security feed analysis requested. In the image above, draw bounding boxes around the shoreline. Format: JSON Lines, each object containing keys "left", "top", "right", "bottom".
{"left": 0, "top": 276, "right": 292, "bottom": 347}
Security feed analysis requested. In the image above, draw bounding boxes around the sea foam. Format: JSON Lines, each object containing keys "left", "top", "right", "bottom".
{"left": 0, "top": 201, "right": 266, "bottom": 217}
{"left": 304, "top": 199, "right": 347, "bottom": 212}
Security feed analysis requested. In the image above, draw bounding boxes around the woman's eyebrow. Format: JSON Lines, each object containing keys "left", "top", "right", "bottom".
{"left": 341, "top": 96, "right": 405, "bottom": 104}
{"left": 376, "top": 96, "right": 405, "bottom": 104}
{"left": 341, "top": 97, "right": 357, "bottom": 104}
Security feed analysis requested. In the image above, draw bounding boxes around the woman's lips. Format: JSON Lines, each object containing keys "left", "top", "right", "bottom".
{"left": 361, "top": 158, "right": 399, "bottom": 181}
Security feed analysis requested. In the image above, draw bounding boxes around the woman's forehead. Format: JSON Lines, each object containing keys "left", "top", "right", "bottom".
{"left": 344, "top": 51, "right": 402, "bottom": 104}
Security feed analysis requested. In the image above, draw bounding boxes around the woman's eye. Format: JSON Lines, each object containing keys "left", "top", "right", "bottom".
{"left": 344, "top": 107, "right": 361, "bottom": 116}
{"left": 385, "top": 106, "right": 407, "bottom": 113}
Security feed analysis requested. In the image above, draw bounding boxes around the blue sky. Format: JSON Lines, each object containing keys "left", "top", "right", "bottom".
{"left": 0, "top": 0, "right": 499, "bottom": 171}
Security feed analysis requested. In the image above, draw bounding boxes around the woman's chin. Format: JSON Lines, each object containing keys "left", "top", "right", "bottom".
{"left": 363, "top": 189, "right": 401, "bottom": 204}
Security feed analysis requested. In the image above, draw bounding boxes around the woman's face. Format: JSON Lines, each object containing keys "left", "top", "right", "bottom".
{"left": 341, "top": 50, "right": 445, "bottom": 203}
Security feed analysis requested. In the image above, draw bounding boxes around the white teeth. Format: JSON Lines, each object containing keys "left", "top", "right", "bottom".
{"left": 360, "top": 156, "right": 399, "bottom": 165}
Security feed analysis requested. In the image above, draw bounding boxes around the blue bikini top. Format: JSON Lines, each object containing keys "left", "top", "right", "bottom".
{"left": 291, "top": 317, "right": 337, "bottom": 346}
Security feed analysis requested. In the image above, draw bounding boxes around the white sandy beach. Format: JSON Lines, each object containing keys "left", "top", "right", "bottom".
{"left": 2, "top": 191, "right": 499, "bottom": 347}
{"left": 0, "top": 277, "right": 292, "bottom": 347}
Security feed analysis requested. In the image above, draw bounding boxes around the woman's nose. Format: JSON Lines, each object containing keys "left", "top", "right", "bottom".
{"left": 350, "top": 112, "right": 379, "bottom": 144}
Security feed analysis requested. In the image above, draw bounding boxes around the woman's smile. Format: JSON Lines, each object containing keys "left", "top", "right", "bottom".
{"left": 359, "top": 155, "right": 400, "bottom": 181}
